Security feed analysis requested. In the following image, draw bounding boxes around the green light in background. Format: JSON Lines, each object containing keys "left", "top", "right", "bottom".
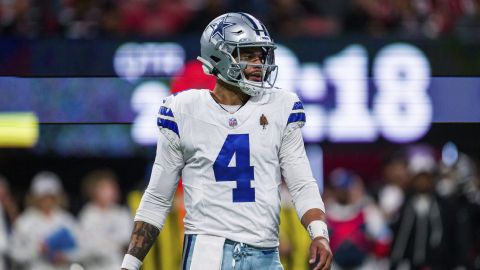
{"left": 0, "top": 112, "right": 39, "bottom": 147}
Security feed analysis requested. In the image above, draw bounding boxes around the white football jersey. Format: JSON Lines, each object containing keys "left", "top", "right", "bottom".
{"left": 137, "top": 88, "right": 324, "bottom": 248}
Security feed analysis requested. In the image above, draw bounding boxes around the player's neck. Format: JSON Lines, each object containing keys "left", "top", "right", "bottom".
{"left": 212, "top": 80, "right": 249, "bottom": 105}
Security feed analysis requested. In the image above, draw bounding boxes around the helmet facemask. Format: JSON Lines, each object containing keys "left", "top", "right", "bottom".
{"left": 220, "top": 43, "right": 278, "bottom": 96}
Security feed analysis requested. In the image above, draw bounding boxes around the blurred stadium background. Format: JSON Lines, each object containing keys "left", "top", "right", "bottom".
{"left": 0, "top": 0, "right": 480, "bottom": 269}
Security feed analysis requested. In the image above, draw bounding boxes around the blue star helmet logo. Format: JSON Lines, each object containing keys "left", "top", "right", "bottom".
{"left": 210, "top": 17, "right": 235, "bottom": 40}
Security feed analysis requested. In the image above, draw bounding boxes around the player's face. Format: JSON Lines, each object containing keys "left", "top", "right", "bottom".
{"left": 238, "top": 47, "right": 264, "bottom": 82}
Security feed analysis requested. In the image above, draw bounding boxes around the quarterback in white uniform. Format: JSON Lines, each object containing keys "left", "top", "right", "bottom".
{"left": 122, "top": 12, "right": 332, "bottom": 270}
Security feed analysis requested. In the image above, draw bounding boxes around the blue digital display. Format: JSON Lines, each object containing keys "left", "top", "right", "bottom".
{"left": 0, "top": 38, "right": 478, "bottom": 155}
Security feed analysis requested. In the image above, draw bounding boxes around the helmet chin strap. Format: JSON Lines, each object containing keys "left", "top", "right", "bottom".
{"left": 218, "top": 74, "right": 262, "bottom": 97}
{"left": 238, "top": 81, "right": 263, "bottom": 96}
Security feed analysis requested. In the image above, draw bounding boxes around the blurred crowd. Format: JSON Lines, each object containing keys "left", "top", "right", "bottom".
{"left": 320, "top": 144, "right": 480, "bottom": 270}
{"left": 0, "top": 143, "right": 478, "bottom": 270}
{"left": 0, "top": 169, "right": 132, "bottom": 270}
{"left": 0, "top": 0, "right": 480, "bottom": 39}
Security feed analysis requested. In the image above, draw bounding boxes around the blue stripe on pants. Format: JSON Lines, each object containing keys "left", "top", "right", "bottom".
{"left": 182, "top": 235, "right": 193, "bottom": 270}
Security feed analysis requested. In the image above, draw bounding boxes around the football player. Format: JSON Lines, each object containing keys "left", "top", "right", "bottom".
{"left": 121, "top": 12, "right": 332, "bottom": 270}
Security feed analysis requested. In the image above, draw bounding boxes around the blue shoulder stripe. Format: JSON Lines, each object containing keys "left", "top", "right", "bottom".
{"left": 292, "top": 101, "right": 304, "bottom": 110}
{"left": 159, "top": 106, "right": 174, "bottom": 117}
{"left": 287, "top": 112, "right": 306, "bottom": 124}
{"left": 157, "top": 118, "right": 179, "bottom": 137}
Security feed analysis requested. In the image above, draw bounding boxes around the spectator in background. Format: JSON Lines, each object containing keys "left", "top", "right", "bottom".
{"left": 437, "top": 144, "right": 477, "bottom": 200}
{"left": 267, "top": 0, "right": 342, "bottom": 37}
{"left": 345, "top": 0, "right": 400, "bottom": 36}
{"left": 118, "top": 0, "right": 192, "bottom": 37}
{"left": 326, "top": 168, "right": 391, "bottom": 270}
{"left": 97, "top": 0, "right": 123, "bottom": 37}
{"left": 437, "top": 146, "right": 479, "bottom": 268}
{"left": 1, "top": 0, "right": 38, "bottom": 37}
{"left": 377, "top": 153, "right": 411, "bottom": 225}
{"left": 455, "top": 0, "right": 480, "bottom": 39}
{"left": 0, "top": 175, "right": 18, "bottom": 270}
{"left": 78, "top": 169, "right": 132, "bottom": 270}
{"left": 2, "top": 0, "right": 480, "bottom": 38}
{"left": 181, "top": 0, "right": 227, "bottom": 33}
{"left": 0, "top": 175, "right": 18, "bottom": 228}
{"left": 10, "top": 171, "right": 82, "bottom": 270}
{"left": 389, "top": 146, "right": 469, "bottom": 269}
{"left": 470, "top": 160, "right": 480, "bottom": 269}
{"left": 59, "top": 0, "right": 102, "bottom": 39}
{"left": 0, "top": 176, "right": 12, "bottom": 270}
{"left": 268, "top": 0, "right": 307, "bottom": 37}
{"left": 298, "top": 0, "right": 344, "bottom": 36}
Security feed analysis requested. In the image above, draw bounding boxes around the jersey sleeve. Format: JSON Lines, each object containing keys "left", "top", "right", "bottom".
{"left": 279, "top": 121, "right": 325, "bottom": 220}
{"left": 284, "top": 93, "right": 306, "bottom": 135}
{"left": 135, "top": 95, "right": 185, "bottom": 229}
{"left": 134, "top": 132, "right": 184, "bottom": 229}
{"left": 157, "top": 95, "right": 180, "bottom": 144}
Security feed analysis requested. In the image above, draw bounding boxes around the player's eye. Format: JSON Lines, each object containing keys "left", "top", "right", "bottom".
{"left": 240, "top": 54, "right": 253, "bottom": 60}
{"left": 240, "top": 52, "right": 263, "bottom": 62}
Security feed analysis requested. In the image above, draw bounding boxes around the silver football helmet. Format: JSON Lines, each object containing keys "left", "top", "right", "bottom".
{"left": 197, "top": 13, "right": 278, "bottom": 96}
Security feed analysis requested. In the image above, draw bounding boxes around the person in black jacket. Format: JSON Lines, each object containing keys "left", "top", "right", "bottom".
{"left": 389, "top": 148, "right": 471, "bottom": 270}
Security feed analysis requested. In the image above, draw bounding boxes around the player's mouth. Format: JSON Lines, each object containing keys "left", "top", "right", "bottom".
{"left": 248, "top": 73, "right": 262, "bottom": 82}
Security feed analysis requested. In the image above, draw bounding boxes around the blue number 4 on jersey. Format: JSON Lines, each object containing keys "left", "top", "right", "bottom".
{"left": 213, "top": 134, "right": 255, "bottom": 202}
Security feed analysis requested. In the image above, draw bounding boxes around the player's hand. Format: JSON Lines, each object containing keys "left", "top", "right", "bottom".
{"left": 308, "top": 237, "right": 332, "bottom": 270}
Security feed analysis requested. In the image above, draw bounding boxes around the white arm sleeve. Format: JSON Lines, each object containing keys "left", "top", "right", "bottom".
{"left": 134, "top": 131, "right": 184, "bottom": 229}
{"left": 279, "top": 127, "right": 325, "bottom": 220}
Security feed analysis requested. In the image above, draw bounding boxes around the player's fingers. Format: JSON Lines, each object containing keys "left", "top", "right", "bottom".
{"left": 313, "top": 248, "right": 327, "bottom": 270}
{"left": 321, "top": 252, "right": 333, "bottom": 270}
{"left": 309, "top": 244, "right": 318, "bottom": 264}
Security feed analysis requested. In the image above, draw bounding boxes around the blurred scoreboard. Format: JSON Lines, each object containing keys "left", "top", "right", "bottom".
{"left": 0, "top": 37, "right": 479, "bottom": 154}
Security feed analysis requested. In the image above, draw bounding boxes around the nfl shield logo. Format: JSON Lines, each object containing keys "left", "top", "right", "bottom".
{"left": 228, "top": 117, "right": 238, "bottom": 128}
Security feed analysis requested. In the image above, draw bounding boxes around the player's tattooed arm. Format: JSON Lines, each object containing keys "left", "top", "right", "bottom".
{"left": 126, "top": 221, "right": 160, "bottom": 261}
